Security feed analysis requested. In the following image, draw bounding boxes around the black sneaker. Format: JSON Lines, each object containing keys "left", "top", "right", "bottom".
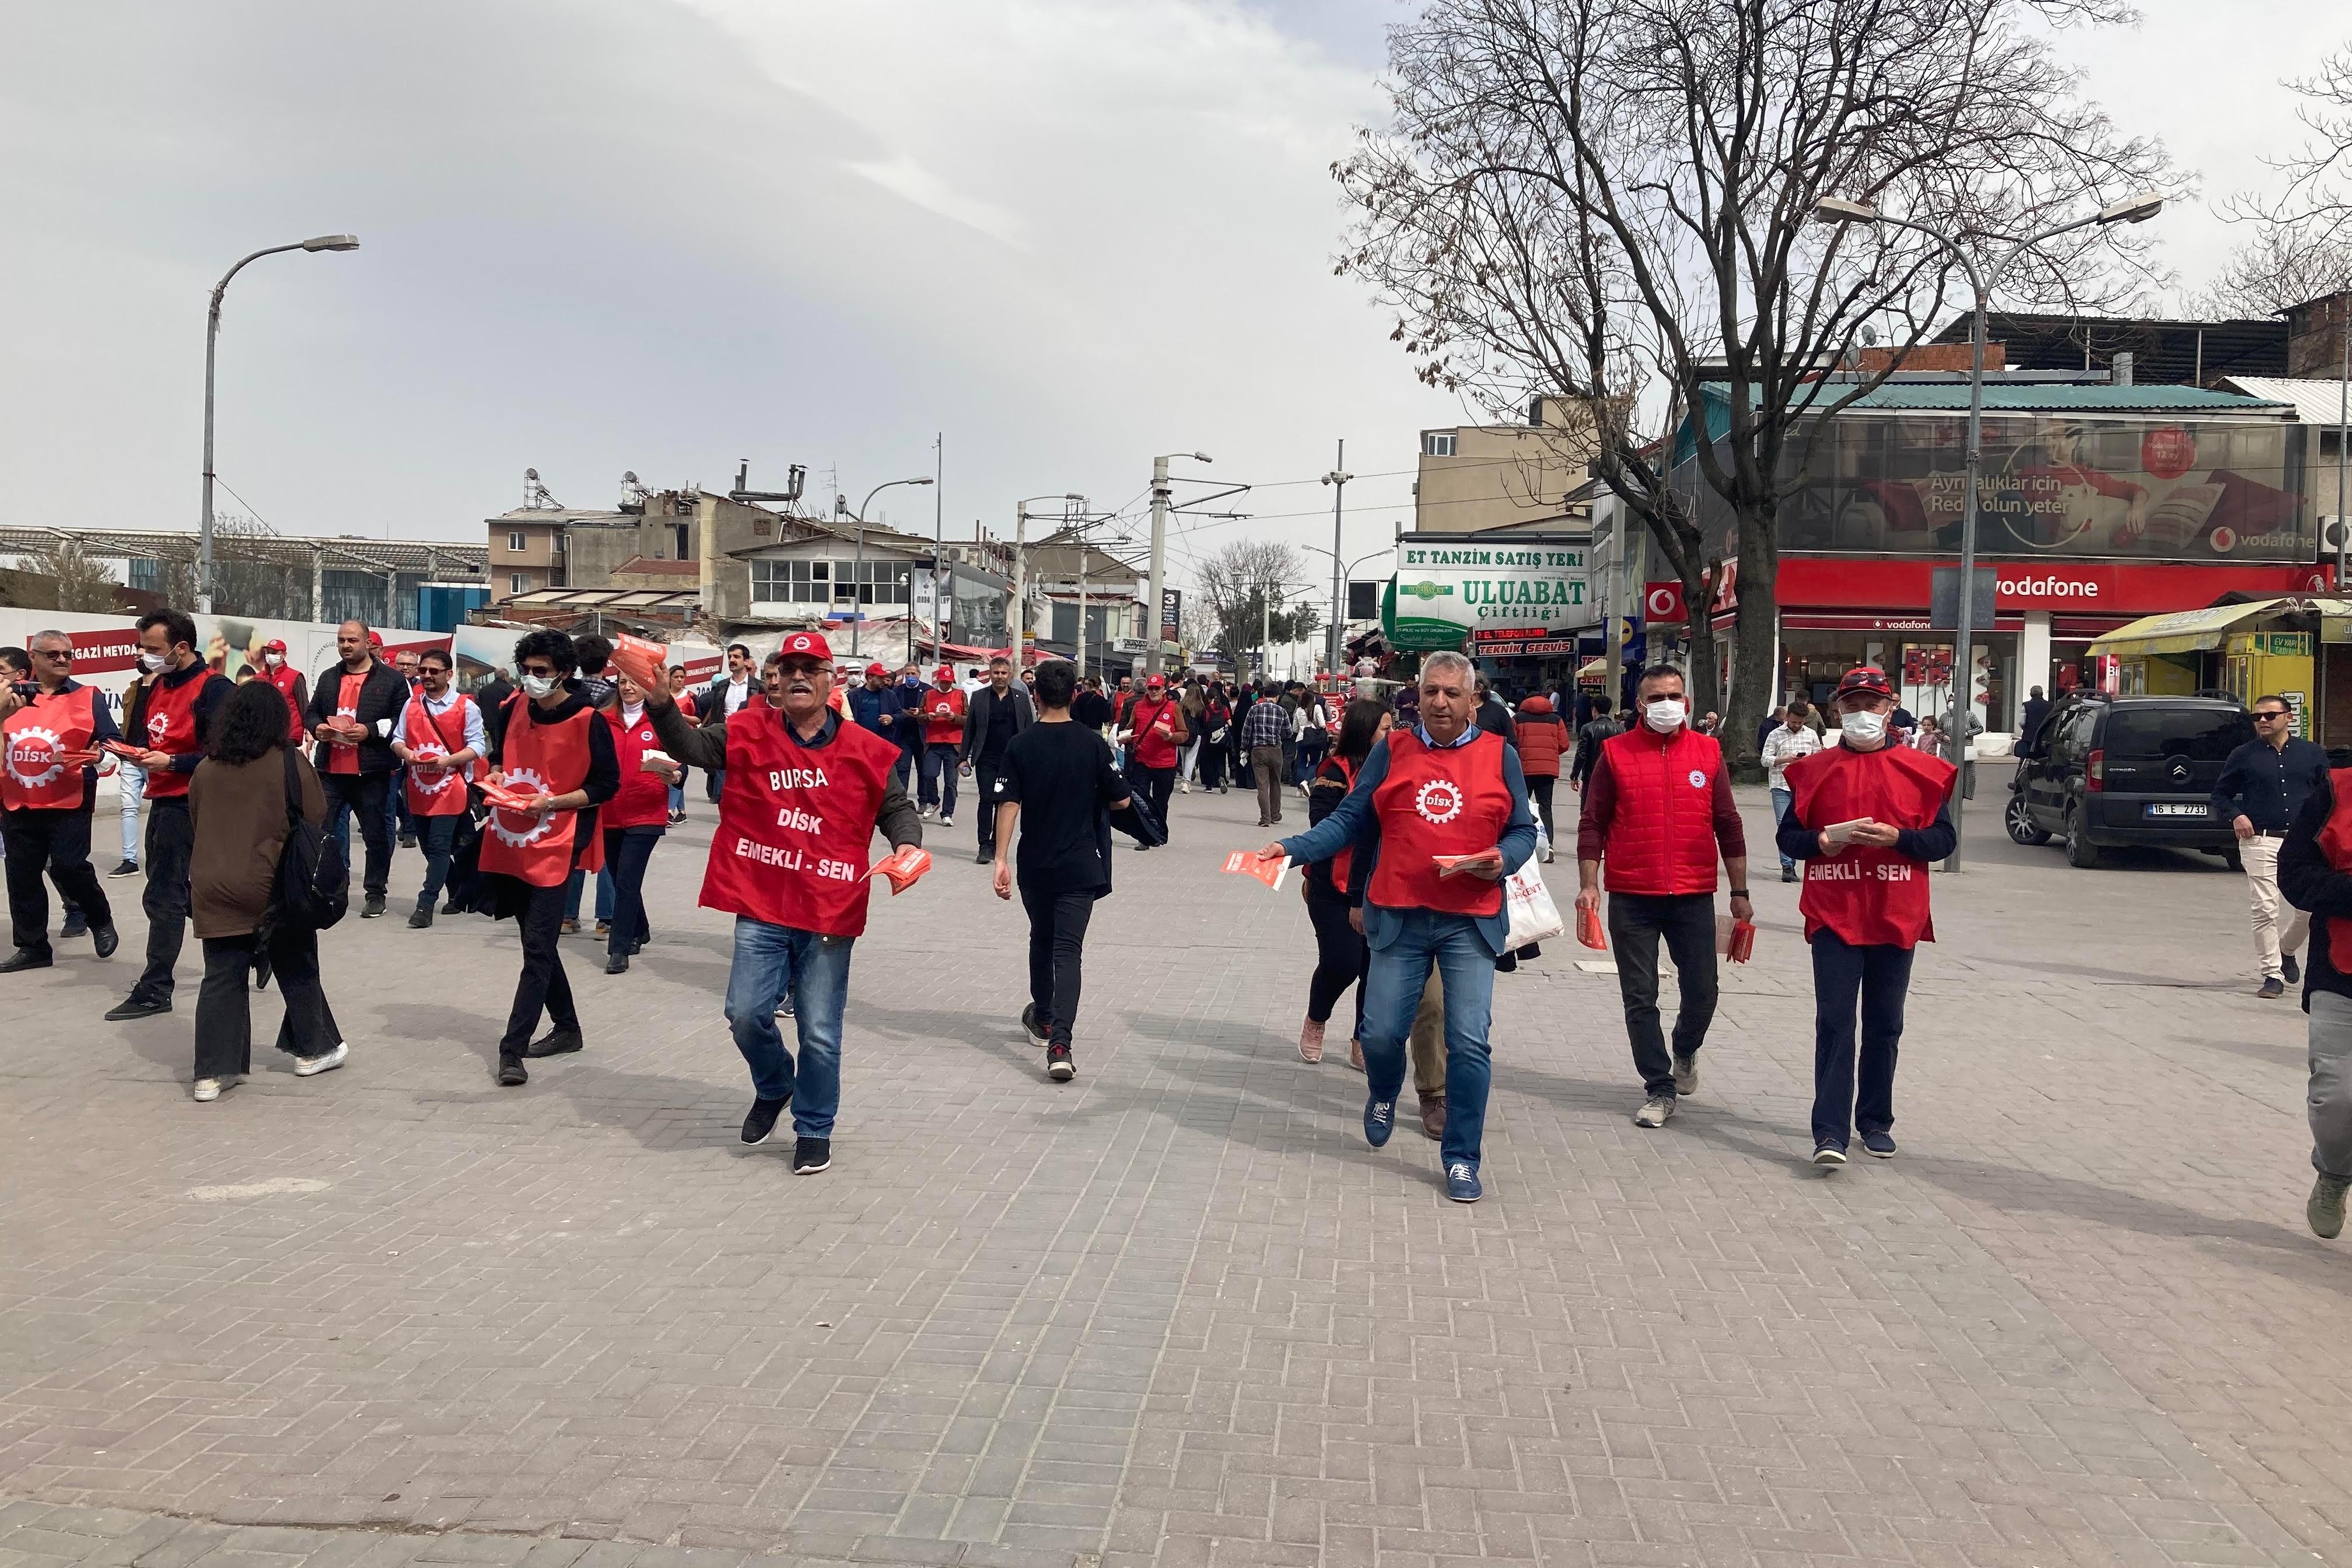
{"left": 1021, "top": 1003, "right": 1052, "bottom": 1047}
{"left": 0, "top": 949, "right": 54, "bottom": 974}
{"left": 793, "top": 1136, "right": 831, "bottom": 1175}
{"left": 408, "top": 907, "right": 433, "bottom": 929}
{"left": 604, "top": 953, "right": 629, "bottom": 974}
{"left": 104, "top": 993, "right": 170, "bottom": 1021}
{"left": 1047, "top": 1043, "right": 1074, "bottom": 1082}
{"left": 92, "top": 924, "right": 118, "bottom": 960}
{"left": 2285, "top": 952, "right": 2302, "bottom": 984}
{"left": 397, "top": 832, "right": 416, "bottom": 849}
{"left": 108, "top": 860, "right": 139, "bottom": 878}
{"left": 60, "top": 914, "right": 88, "bottom": 940}
{"left": 741, "top": 1095, "right": 789, "bottom": 1144}
{"left": 523, "top": 1026, "right": 584, "bottom": 1058}
{"left": 361, "top": 893, "right": 386, "bottom": 919}
{"left": 498, "top": 1056, "right": 528, "bottom": 1086}
{"left": 973, "top": 848, "right": 991, "bottom": 864}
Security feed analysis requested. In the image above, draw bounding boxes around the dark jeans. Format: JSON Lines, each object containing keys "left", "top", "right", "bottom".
{"left": 195, "top": 925, "right": 340, "bottom": 1080}
{"left": 975, "top": 756, "right": 1008, "bottom": 852}
{"left": 705, "top": 766, "right": 725, "bottom": 804}
{"left": 1305, "top": 890, "right": 1368, "bottom": 1037}
{"left": 5, "top": 803, "right": 110, "bottom": 957}
{"left": 323, "top": 771, "right": 393, "bottom": 898}
{"left": 136, "top": 797, "right": 195, "bottom": 1000}
{"left": 1810, "top": 929, "right": 1915, "bottom": 1150}
{"left": 1134, "top": 765, "right": 1175, "bottom": 842}
{"left": 1527, "top": 775, "right": 1557, "bottom": 842}
{"left": 1606, "top": 890, "right": 1719, "bottom": 1098}
{"left": 920, "top": 743, "right": 960, "bottom": 816}
{"left": 1294, "top": 734, "right": 1325, "bottom": 785}
{"left": 1020, "top": 883, "right": 1095, "bottom": 1048}
{"left": 501, "top": 879, "right": 578, "bottom": 1056}
{"left": 604, "top": 824, "right": 662, "bottom": 956}
{"left": 1198, "top": 742, "right": 1228, "bottom": 790}
{"left": 388, "top": 765, "right": 415, "bottom": 840}
{"left": 894, "top": 748, "right": 916, "bottom": 789}
{"left": 413, "top": 813, "right": 462, "bottom": 911}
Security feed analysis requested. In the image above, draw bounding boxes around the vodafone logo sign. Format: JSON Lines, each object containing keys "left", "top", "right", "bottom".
{"left": 1646, "top": 585, "right": 1683, "bottom": 619}
{"left": 1996, "top": 573, "right": 2102, "bottom": 601}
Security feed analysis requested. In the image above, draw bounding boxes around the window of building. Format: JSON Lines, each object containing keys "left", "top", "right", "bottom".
{"left": 674, "top": 523, "right": 690, "bottom": 560}
{"left": 1421, "top": 431, "right": 1457, "bottom": 457}
{"left": 751, "top": 558, "right": 832, "bottom": 604}
{"left": 508, "top": 531, "right": 526, "bottom": 552}
{"left": 509, "top": 572, "right": 527, "bottom": 595}
{"left": 832, "top": 559, "right": 912, "bottom": 606}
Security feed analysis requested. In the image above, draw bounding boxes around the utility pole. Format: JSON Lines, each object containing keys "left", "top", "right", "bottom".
{"left": 1146, "top": 455, "right": 1170, "bottom": 680}
{"left": 1260, "top": 584, "right": 1274, "bottom": 683}
{"left": 932, "top": 432, "right": 944, "bottom": 664}
{"left": 1321, "top": 440, "right": 1352, "bottom": 676}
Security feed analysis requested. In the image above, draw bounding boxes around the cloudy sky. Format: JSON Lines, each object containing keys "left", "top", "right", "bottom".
{"left": 1, "top": 0, "right": 2347, "bottom": 599}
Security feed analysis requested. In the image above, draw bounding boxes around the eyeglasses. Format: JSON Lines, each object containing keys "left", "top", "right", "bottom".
{"left": 2256, "top": 710, "right": 2290, "bottom": 722}
{"left": 31, "top": 648, "right": 70, "bottom": 660}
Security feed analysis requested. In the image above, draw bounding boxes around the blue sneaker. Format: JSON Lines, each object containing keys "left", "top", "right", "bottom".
{"left": 1364, "top": 1096, "right": 1395, "bottom": 1148}
{"left": 1444, "top": 1161, "right": 1483, "bottom": 1203}
{"left": 1861, "top": 1130, "right": 1897, "bottom": 1158}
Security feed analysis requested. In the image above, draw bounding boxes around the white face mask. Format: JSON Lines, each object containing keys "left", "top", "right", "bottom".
{"left": 1840, "top": 709, "right": 1889, "bottom": 748}
{"left": 264, "top": 653, "right": 282, "bottom": 668}
{"left": 520, "top": 673, "right": 559, "bottom": 699}
{"left": 1643, "top": 698, "right": 1686, "bottom": 734}
{"left": 138, "top": 652, "right": 167, "bottom": 674}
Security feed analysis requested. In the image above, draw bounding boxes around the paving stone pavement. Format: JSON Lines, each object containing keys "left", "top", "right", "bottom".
{"left": 2, "top": 765, "right": 2347, "bottom": 1567}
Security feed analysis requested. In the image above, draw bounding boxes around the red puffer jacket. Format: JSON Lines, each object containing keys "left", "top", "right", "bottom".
{"left": 1598, "top": 724, "right": 1724, "bottom": 895}
{"left": 1513, "top": 696, "right": 1568, "bottom": 778}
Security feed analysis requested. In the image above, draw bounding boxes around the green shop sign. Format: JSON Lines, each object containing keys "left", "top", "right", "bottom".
{"left": 1382, "top": 544, "right": 1590, "bottom": 652}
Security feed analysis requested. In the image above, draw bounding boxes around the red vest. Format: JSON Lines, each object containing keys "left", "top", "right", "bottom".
{"left": 2, "top": 685, "right": 101, "bottom": 811}
{"left": 2312, "top": 769, "right": 2352, "bottom": 977}
{"left": 699, "top": 708, "right": 901, "bottom": 938}
{"left": 480, "top": 696, "right": 594, "bottom": 887}
{"left": 324, "top": 671, "right": 368, "bottom": 775}
{"left": 400, "top": 695, "right": 476, "bottom": 817}
{"left": 1129, "top": 696, "right": 1181, "bottom": 769}
{"left": 603, "top": 706, "right": 671, "bottom": 830}
{"left": 1366, "top": 729, "right": 1512, "bottom": 918}
{"left": 136, "top": 671, "right": 214, "bottom": 799}
{"left": 1786, "top": 741, "right": 1954, "bottom": 949}
{"left": 262, "top": 663, "right": 305, "bottom": 741}
{"left": 1598, "top": 726, "right": 1724, "bottom": 895}
{"left": 1316, "top": 754, "right": 1360, "bottom": 894}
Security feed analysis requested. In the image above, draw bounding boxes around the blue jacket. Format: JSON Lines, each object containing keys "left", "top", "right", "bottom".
{"left": 1276, "top": 727, "right": 1539, "bottom": 958}
{"left": 846, "top": 682, "right": 907, "bottom": 741}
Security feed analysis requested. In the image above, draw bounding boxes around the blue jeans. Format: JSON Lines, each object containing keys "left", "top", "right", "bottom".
{"left": 1358, "top": 909, "right": 1496, "bottom": 1168}
{"left": 1770, "top": 785, "right": 1795, "bottom": 871}
{"left": 413, "top": 813, "right": 460, "bottom": 911}
{"left": 919, "top": 743, "right": 960, "bottom": 816}
{"left": 1810, "top": 929, "right": 1913, "bottom": 1150}
{"left": 602, "top": 825, "right": 661, "bottom": 956}
{"left": 723, "top": 916, "right": 855, "bottom": 1136}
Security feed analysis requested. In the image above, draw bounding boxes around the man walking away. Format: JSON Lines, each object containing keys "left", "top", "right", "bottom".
{"left": 1473, "top": 674, "right": 1517, "bottom": 748}
{"left": 1510, "top": 693, "right": 1567, "bottom": 856}
{"left": 1263, "top": 649, "right": 1539, "bottom": 1203}
{"left": 1762, "top": 701, "right": 1822, "bottom": 883}
{"left": 1123, "top": 673, "right": 1186, "bottom": 849}
{"left": 2018, "top": 685, "right": 2052, "bottom": 753}
{"left": 1242, "top": 678, "right": 1289, "bottom": 828}
{"left": 107, "top": 610, "right": 233, "bottom": 1020}
{"left": 2217, "top": 694, "right": 2330, "bottom": 998}
{"left": 915, "top": 665, "right": 967, "bottom": 825}
{"left": 1569, "top": 697, "right": 1619, "bottom": 793}
{"left": 991, "top": 660, "right": 1134, "bottom": 1082}
{"left": 961, "top": 656, "right": 1033, "bottom": 864}
{"left": 305, "top": 620, "right": 410, "bottom": 920}
{"left": 1574, "top": 663, "right": 1751, "bottom": 1129}
{"left": 0, "top": 629, "right": 121, "bottom": 970}
{"left": 1072, "top": 675, "right": 1114, "bottom": 735}
{"left": 393, "top": 648, "right": 485, "bottom": 928}
{"left": 2274, "top": 760, "right": 2352, "bottom": 1237}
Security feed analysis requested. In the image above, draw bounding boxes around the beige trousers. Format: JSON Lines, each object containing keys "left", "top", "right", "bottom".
{"left": 2244, "top": 834, "right": 2310, "bottom": 982}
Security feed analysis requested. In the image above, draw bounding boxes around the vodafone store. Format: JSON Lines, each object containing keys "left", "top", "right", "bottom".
{"left": 1648, "top": 387, "right": 2327, "bottom": 737}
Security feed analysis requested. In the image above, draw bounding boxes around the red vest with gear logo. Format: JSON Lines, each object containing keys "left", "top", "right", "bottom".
{"left": 400, "top": 695, "right": 476, "bottom": 817}
{"left": 1366, "top": 728, "right": 1512, "bottom": 918}
{"left": 480, "top": 695, "right": 593, "bottom": 887}
{"left": 326, "top": 671, "right": 367, "bottom": 775}
{"left": 699, "top": 707, "right": 901, "bottom": 938}
{"left": 137, "top": 673, "right": 212, "bottom": 799}
{"left": 602, "top": 706, "right": 672, "bottom": 830}
{"left": 1787, "top": 742, "right": 1953, "bottom": 947}
{"left": 1129, "top": 696, "right": 1181, "bottom": 769}
{"left": 2, "top": 685, "right": 100, "bottom": 811}
{"left": 1598, "top": 725, "right": 1724, "bottom": 895}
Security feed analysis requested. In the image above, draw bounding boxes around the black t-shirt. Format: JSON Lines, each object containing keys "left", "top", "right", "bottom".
{"left": 981, "top": 692, "right": 1019, "bottom": 758}
{"left": 1071, "top": 691, "right": 1114, "bottom": 732}
{"left": 995, "top": 721, "right": 1126, "bottom": 893}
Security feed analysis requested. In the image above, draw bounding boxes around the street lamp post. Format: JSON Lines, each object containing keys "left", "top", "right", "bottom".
{"left": 1298, "top": 544, "right": 1387, "bottom": 677}
{"left": 1012, "top": 494, "right": 1084, "bottom": 669}
{"left": 1146, "top": 452, "right": 1213, "bottom": 678}
{"left": 848, "top": 476, "right": 934, "bottom": 657}
{"left": 200, "top": 233, "right": 359, "bottom": 613}
{"left": 1320, "top": 442, "right": 1353, "bottom": 675}
{"left": 1813, "top": 191, "right": 2162, "bottom": 872}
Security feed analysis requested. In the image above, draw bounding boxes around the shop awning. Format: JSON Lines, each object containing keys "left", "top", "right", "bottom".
{"left": 1577, "top": 658, "right": 1608, "bottom": 680}
{"left": 2086, "top": 598, "right": 2304, "bottom": 657}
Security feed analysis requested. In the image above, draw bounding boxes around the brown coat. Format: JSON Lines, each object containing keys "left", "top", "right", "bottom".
{"left": 189, "top": 746, "right": 327, "bottom": 939}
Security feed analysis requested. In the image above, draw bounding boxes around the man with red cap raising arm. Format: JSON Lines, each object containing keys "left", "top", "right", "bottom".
{"left": 645, "top": 631, "right": 923, "bottom": 1176}
{"left": 1774, "top": 666, "right": 1956, "bottom": 1166}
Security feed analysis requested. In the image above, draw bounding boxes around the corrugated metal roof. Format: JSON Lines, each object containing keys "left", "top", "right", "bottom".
{"left": 2218, "top": 376, "right": 2352, "bottom": 426}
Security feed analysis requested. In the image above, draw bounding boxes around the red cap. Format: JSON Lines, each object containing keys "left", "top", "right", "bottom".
{"left": 368, "top": 631, "right": 384, "bottom": 648}
{"left": 262, "top": 639, "right": 287, "bottom": 653}
{"left": 866, "top": 662, "right": 888, "bottom": 677}
{"left": 776, "top": 631, "right": 831, "bottom": 661}
{"left": 1146, "top": 673, "right": 1166, "bottom": 689}
{"left": 934, "top": 665, "right": 955, "bottom": 680}
{"left": 1835, "top": 665, "right": 1895, "bottom": 701}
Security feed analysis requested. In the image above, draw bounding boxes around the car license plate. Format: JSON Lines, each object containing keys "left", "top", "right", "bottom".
{"left": 2145, "top": 803, "right": 2208, "bottom": 818}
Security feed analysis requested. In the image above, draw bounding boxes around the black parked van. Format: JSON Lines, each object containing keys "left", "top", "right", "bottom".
{"left": 2004, "top": 693, "right": 2252, "bottom": 869}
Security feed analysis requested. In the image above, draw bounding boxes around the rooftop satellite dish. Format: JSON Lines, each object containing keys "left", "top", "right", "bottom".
{"left": 1860, "top": 324, "right": 1880, "bottom": 347}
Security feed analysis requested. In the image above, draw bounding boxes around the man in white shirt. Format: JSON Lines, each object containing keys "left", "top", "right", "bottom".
{"left": 393, "top": 648, "right": 488, "bottom": 925}
{"left": 698, "top": 643, "right": 755, "bottom": 803}
{"left": 1760, "top": 699, "right": 1822, "bottom": 883}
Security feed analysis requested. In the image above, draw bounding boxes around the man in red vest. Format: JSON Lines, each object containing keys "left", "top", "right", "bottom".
{"left": 1122, "top": 673, "right": 1188, "bottom": 848}
{"left": 256, "top": 639, "right": 308, "bottom": 743}
{"left": 0, "top": 629, "right": 122, "bottom": 970}
{"left": 391, "top": 647, "right": 485, "bottom": 929}
{"left": 1260, "top": 649, "right": 1539, "bottom": 1203}
{"left": 1774, "top": 667, "right": 1957, "bottom": 1165}
{"left": 1574, "top": 663, "right": 1751, "bottom": 1131}
{"left": 645, "top": 630, "right": 923, "bottom": 1177}
{"left": 482, "top": 629, "right": 620, "bottom": 1086}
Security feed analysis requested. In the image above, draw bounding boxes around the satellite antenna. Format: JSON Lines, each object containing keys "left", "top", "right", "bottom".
{"left": 620, "top": 471, "right": 649, "bottom": 508}
{"left": 523, "top": 468, "right": 561, "bottom": 510}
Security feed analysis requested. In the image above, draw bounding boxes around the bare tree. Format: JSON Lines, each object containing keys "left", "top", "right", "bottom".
{"left": 2208, "top": 46, "right": 2352, "bottom": 318}
{"left": 2196, "top": 223, "right": 2352, "bottom": 320}
{"left": 1338, "top": 0, "right": 2168, "bottom": 774}
{"left": 18, "top": 537, "right": 122, "bottom": 614}
{"left": 1196, "top": 540, "right": 1320, "bottom": 678}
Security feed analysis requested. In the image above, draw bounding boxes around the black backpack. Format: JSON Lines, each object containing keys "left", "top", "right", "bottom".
{"left": 274, "top": 746, "right": 348, "bottom": 930}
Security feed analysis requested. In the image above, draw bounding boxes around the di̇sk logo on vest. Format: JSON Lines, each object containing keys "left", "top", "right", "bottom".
{"left": 488, "top": 766, "right": 555, "bottom": 849}
{"left": 7, "top": 727, "right": 64, "bottom": 790}
{"left": 146, "top": 710, "right": 171, "bottom": 746}
{"left": 1688, "top": 769, "right": 1706, "bottom": 788}
{"left": 408, "top": 742, "right": 458, "bottom": 797}
{"left": 1415, "top": 778, "right": 1464, "bottom": 824}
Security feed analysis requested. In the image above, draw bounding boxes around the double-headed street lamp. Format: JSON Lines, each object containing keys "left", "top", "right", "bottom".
{"left": 1298, "top": 542, "right": 1387, "bottom": 674}
{"left": 846, "top": 476, "right": 934, "bottom": 657}
{"left": 200, "top": 233, "right": 360, "bottom": 612}
{"left": 1812, "top": 191, "right": 2162, "bottom": 872}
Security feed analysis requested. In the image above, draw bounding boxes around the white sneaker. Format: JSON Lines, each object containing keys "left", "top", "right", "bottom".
{"left": 1634, "top": 1095, "right": 1674, "bottom": 1128}
{"left": 293, "top": 1041, "right": 348, "bottom": 1077}
{"left": 192, "top": 1078, "right": 222, "bottom": 1102}
{"left": 939, "top": 815, "right": 953, "bottom": 828}
{"left": 1179, "top": 780, "right": 1191, "bottom": 793}
{"left": 919, "top": 806, "right": 936, "bottom": 821}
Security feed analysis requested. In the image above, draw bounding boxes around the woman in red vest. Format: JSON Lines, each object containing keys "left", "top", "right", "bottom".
{"left": 596, "top": 670, "right": 678, "bottom": 975}
{"left": 481, "top": 629, "right": 620, "bottom": 1086}
{"left": 1774, "top": 666, "right": 1956, "bottom": 1166}
{"left": 1296, "top": 698, "right": 1391, "bottom": 1065}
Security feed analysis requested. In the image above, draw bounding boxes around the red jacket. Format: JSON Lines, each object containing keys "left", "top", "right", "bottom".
{"left": 1592, "top": 725, "right": 1729, "bottom": 895}
{"left": 1513, "top": 696, "right": 1567, "bottom": 778}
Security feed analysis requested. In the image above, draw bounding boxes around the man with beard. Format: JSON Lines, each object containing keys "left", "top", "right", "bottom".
{"left": 304, "top": 620, "right": 410, "bottom": 920}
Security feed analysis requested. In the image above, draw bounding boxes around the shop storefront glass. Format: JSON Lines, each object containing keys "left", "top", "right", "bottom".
{"left": 1782, "top": 629, "right": 2017, "bottom": 730}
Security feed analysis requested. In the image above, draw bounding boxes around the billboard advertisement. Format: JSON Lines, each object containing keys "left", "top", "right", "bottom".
{"left": 1385, "top": 541, "right": 1590, "bottom": 651}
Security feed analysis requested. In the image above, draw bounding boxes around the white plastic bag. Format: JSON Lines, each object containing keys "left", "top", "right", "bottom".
{"left": 1503, "top": 863, "right": 1565, "bottom": 949}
